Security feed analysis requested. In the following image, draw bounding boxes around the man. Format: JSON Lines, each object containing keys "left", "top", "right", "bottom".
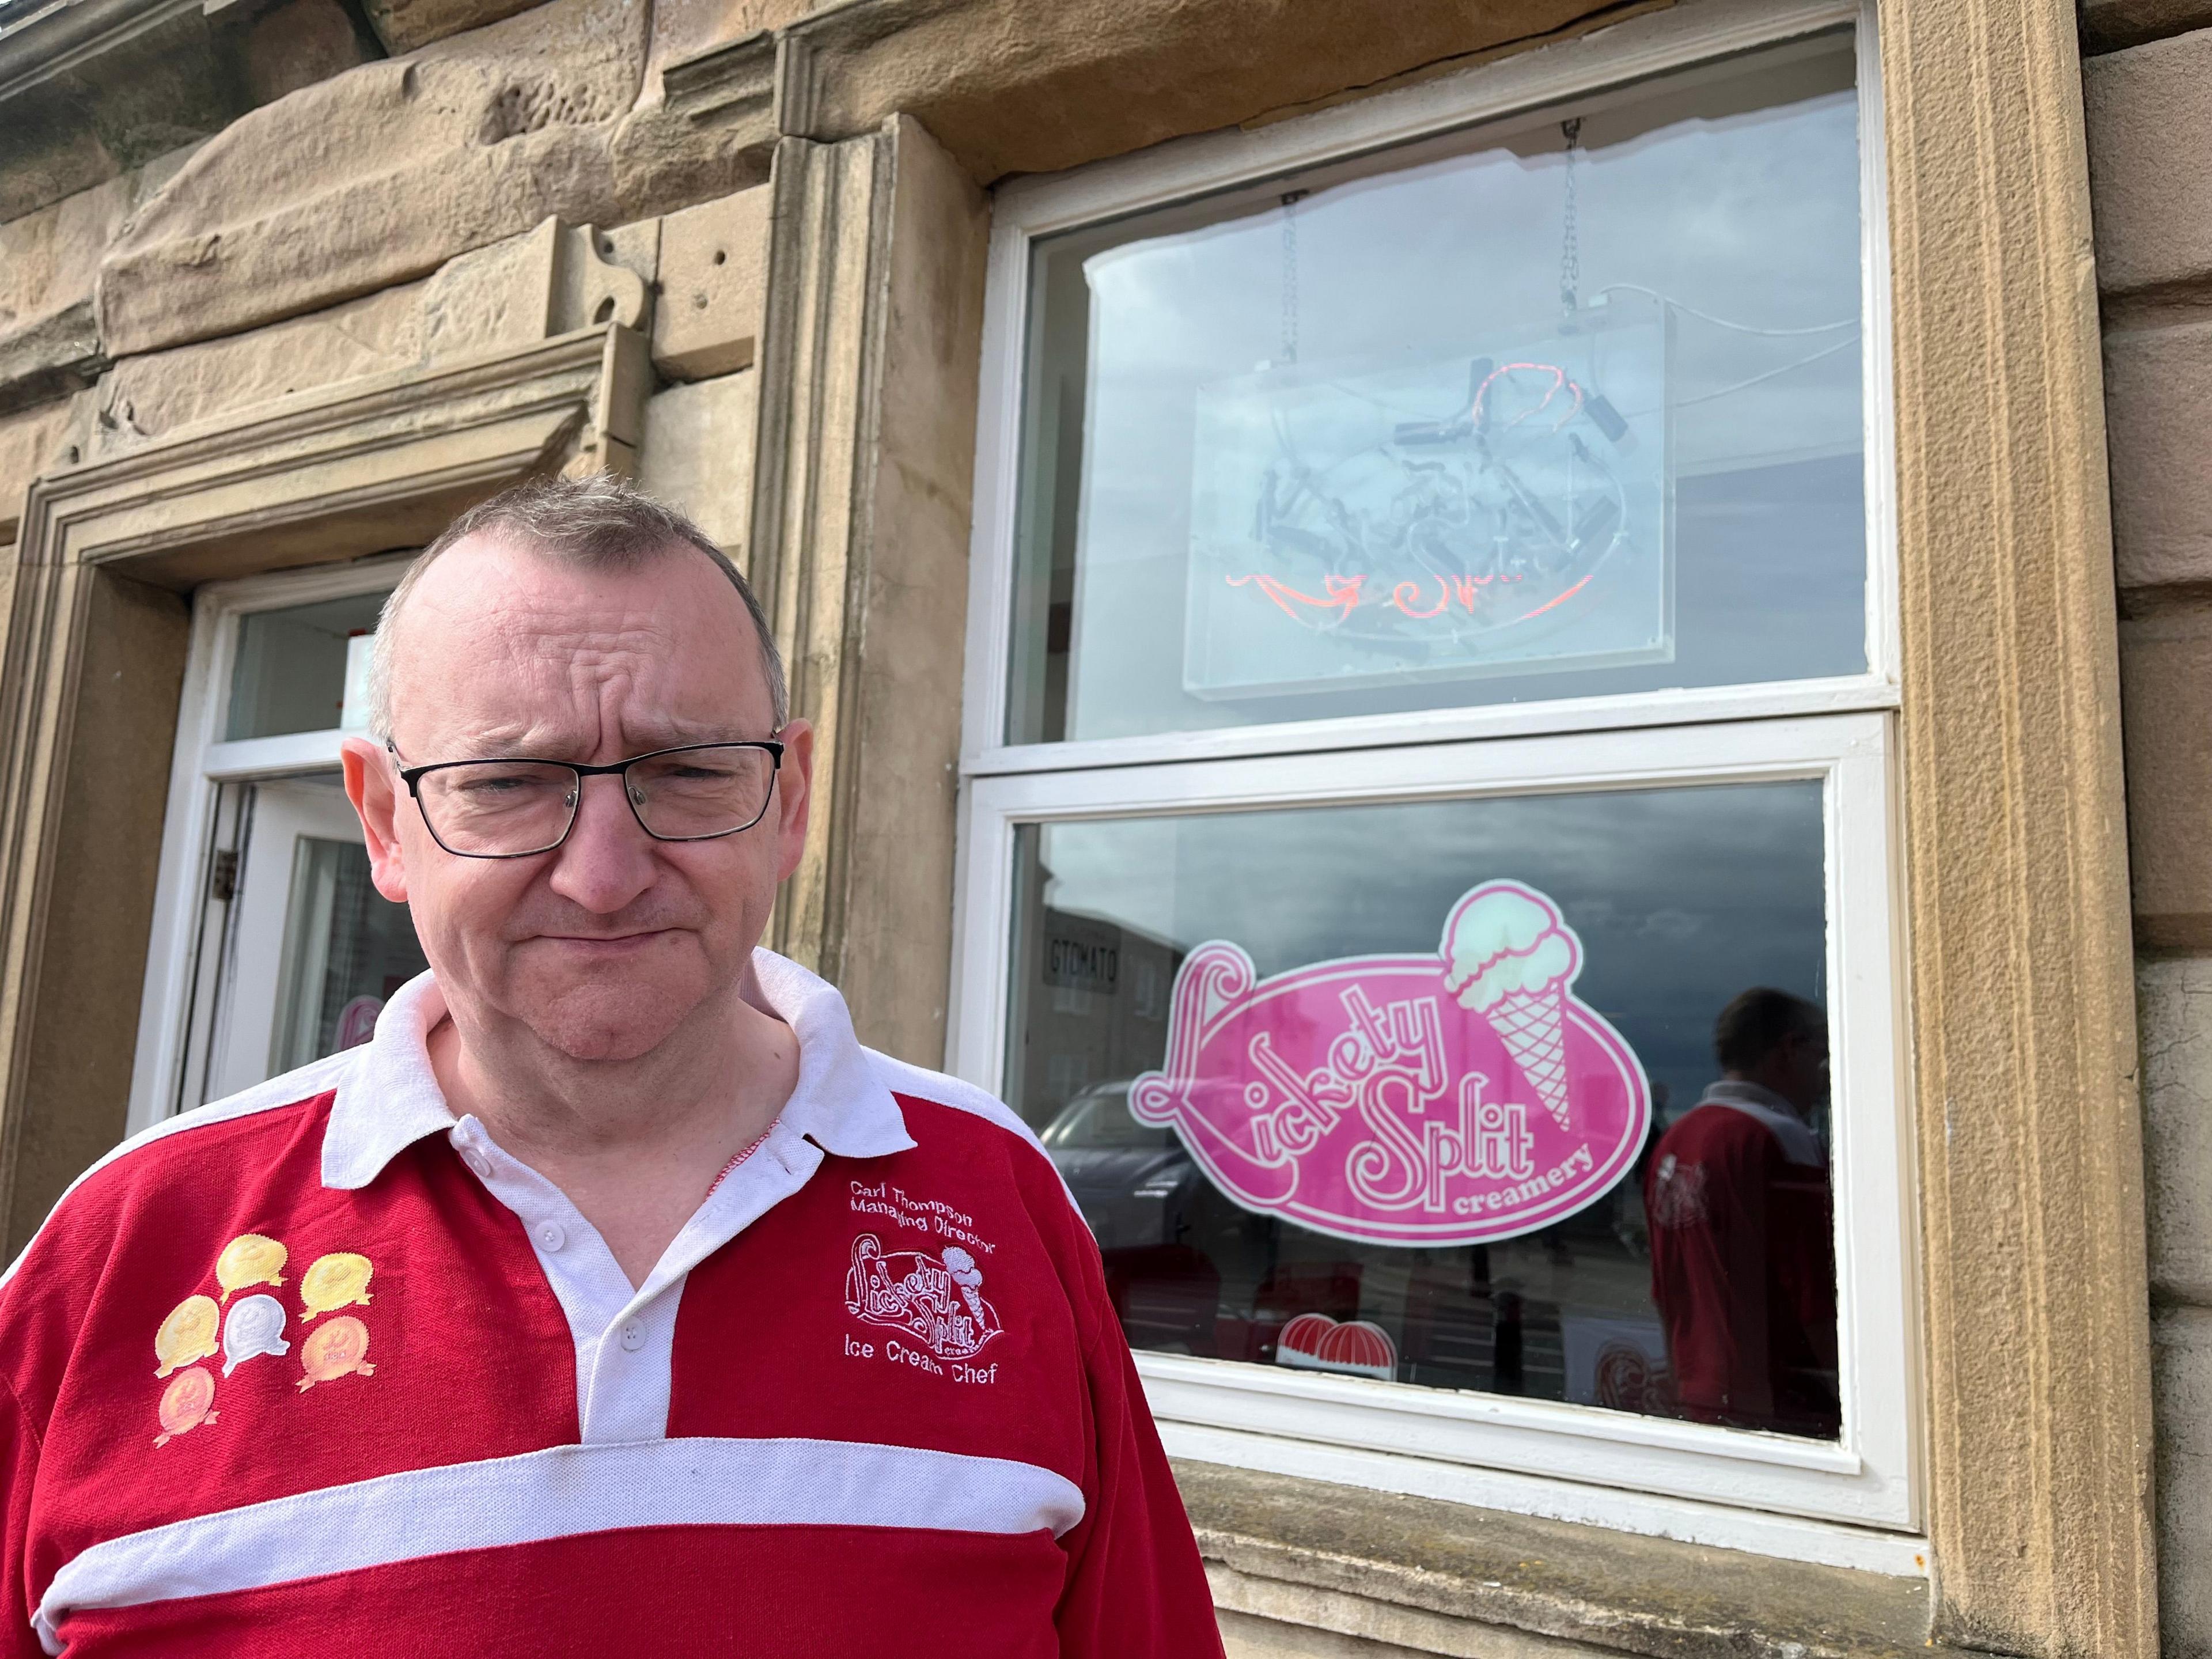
{"left": 1643, "top": 987, "right": 1839, "bottom": 1438}
{"left": 0, "top": 476, "right": 1223, "bottom": 1656}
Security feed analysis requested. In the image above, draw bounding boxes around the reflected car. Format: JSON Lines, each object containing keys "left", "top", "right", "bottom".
{"left": 1040, "top": 1082, "right": 1207, "bottom": 1253}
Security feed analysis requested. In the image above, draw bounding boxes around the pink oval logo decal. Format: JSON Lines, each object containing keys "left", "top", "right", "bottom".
{"left": 1131, "top": 880, "right": 1651, "bottom": 1246}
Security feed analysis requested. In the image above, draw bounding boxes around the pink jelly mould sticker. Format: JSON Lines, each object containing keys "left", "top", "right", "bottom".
{"left": 1130, "top": 880, "right": 1651, "bottom": 1247}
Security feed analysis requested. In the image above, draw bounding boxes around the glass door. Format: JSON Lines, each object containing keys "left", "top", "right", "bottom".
{"left": 132, "top": 555, "right": 423, "bottom": 1128}
{"left": 201, "top": 779, "right": 427, "bottom": 1103}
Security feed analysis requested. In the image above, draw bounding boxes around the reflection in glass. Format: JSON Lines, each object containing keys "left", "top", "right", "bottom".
{"left": 270, "top": 837, "right": 427, "bottom": 1074}
{"left": 1005, "top": 783, "right": 1840, "bottom": 1435}
{"left": 228, "top": 592, "right": 388, "bottom": 741}
{"left": 1009, "top": 33, "right": 1865, "bottom": 744}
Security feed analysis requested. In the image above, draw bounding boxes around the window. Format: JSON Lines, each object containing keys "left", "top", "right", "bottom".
{"left": 130, "top": 559, "right": 426, "bottom": 1134}
{"left": 956, "top": 0, "right": 1916, "bottom": 1563}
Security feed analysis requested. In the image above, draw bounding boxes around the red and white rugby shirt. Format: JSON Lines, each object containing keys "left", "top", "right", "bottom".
{"left": 0, "top": 953, "right": 1223, "bottom": 1657}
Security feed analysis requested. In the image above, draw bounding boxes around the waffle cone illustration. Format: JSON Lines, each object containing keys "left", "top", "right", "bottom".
{"left": 1483, "top": 986, "right": 1571, "bottom": 1131}
{"left": 1442, "top": 882, "right": 1583, "bottom": 1133}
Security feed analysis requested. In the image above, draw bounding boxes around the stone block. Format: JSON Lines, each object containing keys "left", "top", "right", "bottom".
{"left": 638, "top": 0, "right": 811, "bottom": 105}
{"left": 2082, "top": 0, "right": 2212, "bottom": 54}
{"left": 0, "top": 400, "right": 86, "bottom": 542}
{"left": 95, "top": 0, "right": 648, "bottom": 359}
{"left": 636, "top": 370, "right": 757, "bottom": 556}
{"left": 652, "top": 187, "right": 768, "bottom": 380}
{"left": 361, "top": 0, "right": 540, "bottom": 55}
{"left": 786, "top": 0, "right": 1642, "bottom": 185}
{"left": 2153, "top": 1305, "right": 2212, "bottom": 1657}
{"left": 2140, "top": 956, "right": 2212, "bottom": 1305}
{"left": 2103, "top": 320, "right": 2212, "bottom": 591}
{"left": 90, "top": 222, "right": 573, "bottom": 454}
{"left": 2119, "top": 609, "right": 2212, "bottom": 949}
{"left": 2085, "top": 30, "right": 2212, "bottom": 297}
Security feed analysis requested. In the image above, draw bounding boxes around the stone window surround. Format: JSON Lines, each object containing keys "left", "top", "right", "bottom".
{"left": 0, "top": 0, "right": 2154, "bottom": 1645}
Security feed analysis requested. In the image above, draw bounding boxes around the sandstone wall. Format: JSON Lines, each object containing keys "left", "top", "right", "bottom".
{"left": 2084, "top": 6, "right": 2212, "bottom": 1652}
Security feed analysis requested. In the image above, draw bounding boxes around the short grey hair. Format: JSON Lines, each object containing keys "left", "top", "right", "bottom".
{"left": 366, "top": 474, "right": 786, "bottom": 741}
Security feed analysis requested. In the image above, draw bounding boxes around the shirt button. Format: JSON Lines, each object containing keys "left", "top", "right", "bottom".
{"left": 619, "top": 1320, "right": 646, "bottom": 1353}
{"left": 463, "top": 1152, "right": 491, "bottom": 1179}
{"left": 535, "top": 1222, "right": 566, "bottom": 1253}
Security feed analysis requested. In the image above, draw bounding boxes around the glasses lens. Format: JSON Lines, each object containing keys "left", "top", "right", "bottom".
{"left": 417, "top": 761, "right": 578, "bottom": 855}
{"left": 627, "top": 745, "right": 777, "bottom": 839}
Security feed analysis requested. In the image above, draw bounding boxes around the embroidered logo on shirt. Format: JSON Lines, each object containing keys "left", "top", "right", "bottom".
{"left": 844, "top": 1234, "right": 1003, "bottom": 1361}
{"left": 154, "top": 1295, "right": 221, "bottom": 1378}
{"left": 299, "top": 1252, "right": 374, "bottom": 1320}
{"left": 221, "top": 1294, "right": 290, "bottom": 1376}
{"left": 1647, "top": 1153, "right": 1710, "bottom": 1229}
{"left": 298, "top": 1316, "right": 376, "bottom": 1389}
{"left": 214, "top": 1233, "right": 288, "bottom": 1302}
{"left": 154, "top": 1367, "right": 218, "bottom": 1447}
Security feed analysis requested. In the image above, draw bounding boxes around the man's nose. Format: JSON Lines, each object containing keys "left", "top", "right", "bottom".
{"left": 544, "top": 772, "right": 658, "bottom": 914}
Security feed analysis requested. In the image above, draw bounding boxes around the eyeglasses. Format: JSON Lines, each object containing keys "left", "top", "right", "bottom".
{"left": 389, "top": 739, "right": 785, "bottom": 859}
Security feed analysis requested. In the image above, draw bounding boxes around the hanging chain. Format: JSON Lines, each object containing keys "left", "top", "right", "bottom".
{"left": 1280, "top": 188, "right": 1308, "bottom": 366}
{"left": 1559, "top": 117, "right": 1582, "bottom": 320}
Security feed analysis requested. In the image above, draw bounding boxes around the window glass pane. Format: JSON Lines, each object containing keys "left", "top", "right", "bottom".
{"left": 270, "top": 836, "right": 427, "bottom": 1074}
{"left": 1007, "top": 783, "right": 1841, "bottom": 1438}
{"left": 227, "top": 592, "right": 387, "bottom": 740}
{"left": 1007, "top": 34, "right": 1865, "bottom": 745}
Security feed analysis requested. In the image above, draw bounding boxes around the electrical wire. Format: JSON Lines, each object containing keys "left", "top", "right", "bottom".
{"left": 1596, "top": 283, "right": 1857, "bottom": 338}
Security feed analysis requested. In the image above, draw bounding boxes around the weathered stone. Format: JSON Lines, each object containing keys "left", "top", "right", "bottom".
{"left": 637, "top": 370, "right": 757, "bottom": 555}
{"left": 90, "top": 219, "right": 589, "bottom": 453}
{"left": 2082, "top": 0, "right": 2212, "bottom": 54}
{"left": 360, "top": 0, "right": 539, "bottom": 55}
{"left": 638, "top": 0, "right": 810, "bottom": 104}
{"left": 2120, "top": 608, "right": 2212, "bottom": 950}
{"left": 2103, "top": 321, "right": 2212, "bottom": 591}
{"left": 0, "top": 401, "right": 88, "bottom": 542}
{"left": 237, "top": 0, "right": 385, "bottom": 105}
{"left": 2085, "top": 30, "right": 2212, "bottom": 297}
{"left": 96, "top": 0, "right": 647, "bottom": 359}
{"left": 783, "top": 0, "right": 1649, "bottom": 184}
{"left": 2153, "top": 1305, "right": 2212, "bottom": 1657}
{"left": 652, "top": 187, "right": 768, "bottom": 379}
{"left": 2141, "top": 955, "right": 2212, "bottom": 1307}
{"left": 0, "top": 0, "right": 379, "bottom": 225}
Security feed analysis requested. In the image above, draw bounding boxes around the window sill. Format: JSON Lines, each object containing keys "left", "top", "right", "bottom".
{"left": 1173, "top": 1460, "right": 1984, "bottom": 1659}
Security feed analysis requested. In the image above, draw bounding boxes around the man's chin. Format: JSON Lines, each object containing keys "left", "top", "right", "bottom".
{"left": 509, "top": 969, "right": 715, "bottom": 1063}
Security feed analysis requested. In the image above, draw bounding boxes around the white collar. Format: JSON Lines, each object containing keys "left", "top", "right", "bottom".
{"left": 1695, "top": 1080, "right": 1827, "bottom": 1169}
{"left": 320, "top": 948, "right": 915, "bottom": 1191}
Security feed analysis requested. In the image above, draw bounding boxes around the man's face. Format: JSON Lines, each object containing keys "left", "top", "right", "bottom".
{"left": 340, "top": 533, "right": 812, "bottom": 1064}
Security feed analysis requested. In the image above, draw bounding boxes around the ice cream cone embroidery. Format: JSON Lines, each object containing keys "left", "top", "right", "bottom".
{"left": 154, "top": 1366, "right": 218, "bottom": 1448}
{"left": 297, "top": 1316, "right": 374, "bottom": 1390}
{"left": 214, "top": 1233, "right": 287, "bottom": 1302}
{"left": 298, "top": 1252, "right": 373, "bottom": 1321}
{"left": 154, "top": 1295, "right": 221, "bottom": 1378}
{"left": 845, "top": 1235, "right": 1003, "bottom": 1361}
{"left": 1442, "top": 884, "right": 1580, "bottom": 1132}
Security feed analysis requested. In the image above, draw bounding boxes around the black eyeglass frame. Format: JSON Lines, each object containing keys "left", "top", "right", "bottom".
{"left": 388, "top": 737, "right": 786, "bottom": 859}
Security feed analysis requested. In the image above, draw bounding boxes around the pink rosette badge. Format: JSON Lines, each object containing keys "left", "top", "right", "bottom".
{"left": 1130, "top": 880, "right": 1651, "bottom": 1247}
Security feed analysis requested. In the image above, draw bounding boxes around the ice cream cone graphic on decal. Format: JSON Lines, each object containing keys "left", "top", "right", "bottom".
{"left": 942, "top": 1247, "right": 986, "bottom": 1328}
{"left": 1442, "top": 882, "right": 1582, "bottom": 1132}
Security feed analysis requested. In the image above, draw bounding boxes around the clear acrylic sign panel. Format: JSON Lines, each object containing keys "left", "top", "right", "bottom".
{"left": 1007, "top": 33, "right": 1866, "bottom": 745}
{"left": 1183, "top": 304, "right": 1671, "bottom": 699}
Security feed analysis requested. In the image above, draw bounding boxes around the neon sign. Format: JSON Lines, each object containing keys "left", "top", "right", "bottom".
{"left": 1184, "top": 302, "right": 1673, "bottom": 700}
{"left": 1130, "top": 881, "right": 1651, "bottom": 1247}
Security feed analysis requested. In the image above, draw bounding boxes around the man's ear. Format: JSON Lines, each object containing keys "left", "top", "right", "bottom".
{"left": 772, "top": 718, "right": 815, "bottom": 884}
{"left": 342, "top": 736, "right": 410, "bottom": 903}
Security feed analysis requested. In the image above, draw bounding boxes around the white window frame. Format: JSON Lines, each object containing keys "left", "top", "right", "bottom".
{"left": 949, "top": 0, "right": 1921, "bottom": 1574}
{"left": 127, "top": 555, "right": 412, "bottom": 1138}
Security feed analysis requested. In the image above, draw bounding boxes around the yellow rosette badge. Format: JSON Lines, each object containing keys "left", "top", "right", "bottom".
{"left": 153, "top": 1295, "right": 219, "bottom": 1378}
{"left": 214, "top": 1234, "right": 287, "bottom": 1302}
{"left": 298, "top": 1252, "right": 373, "bottom": 1322}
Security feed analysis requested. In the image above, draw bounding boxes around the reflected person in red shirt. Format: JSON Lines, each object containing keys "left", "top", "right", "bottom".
{"left": 1645, "top": 988, "right": 1839, "bottom": 1438}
